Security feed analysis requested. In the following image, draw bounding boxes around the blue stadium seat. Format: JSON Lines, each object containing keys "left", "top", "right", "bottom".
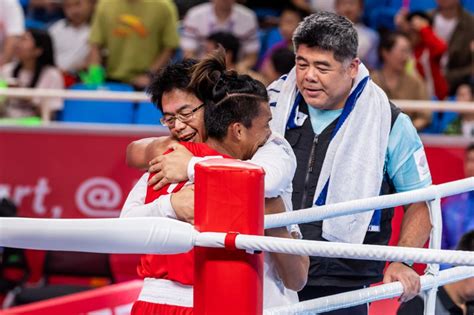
{"left": 422, "top": 111, "right": 460, "bottom": 134}
{"left": 60, "top": 83, "right": 135, "bottom": 124}
{"left": 19, "top": 0, "right": 28, "bottom": 10}
{"left": 134, "top": 101, "right": 163, "bottom": 125}
{"left": 410, "top": 0, "right": 436, "bottom": 12}
{"left": 422, "top": 97, "right": 460, "bottom": 134}
{"left": 364, "top": 0, "right": 436, "bottom": 31}
{"left": 25, "top": 18, "right": 46, "bottom": 30}
{"left": 366, "top": 6, "right": 399, "bottom": 30}
{"left": 258, "top": 27, "right": 283, "bottom": 62}
{"left": 462, "top": 0, "right": 474, "bottom": 13}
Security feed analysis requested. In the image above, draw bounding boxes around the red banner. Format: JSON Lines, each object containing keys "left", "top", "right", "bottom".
{"left": 0, "top": 127, "right": 467, "bottom": 219}
{"left": 0, "top": 280, "right": 143, "bottom": 315}
{"left": 0, "top": 124, "right": 168, "bottom": 219}
{"left": 0, "top": 124, "right": 168, "bottom": 282}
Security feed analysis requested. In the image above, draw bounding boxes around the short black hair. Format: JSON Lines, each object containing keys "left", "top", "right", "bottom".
{"left": 207, "top": 31, "right": 241, "bottom": 64}
{"left": 456, "top": 230, "right": 474, "bottom": 251}
{"left": 202, "top": 71, "right": 268, "bottom": 140}
{"left": 406, "top": 11, "right": 433, "bottom": 26}
{"left": 146, "top": 59, "right": 198, "bottom": 112}
{"left": 270, "top": 47, "right": 295, "bottom": 76}
{"left": 292, "top": 11, "right": 358, "bottom": 63}
{"left": 281, "top": 3, "right": 309, "bottom": 21}
{"left": 205, "top": 92, "right": 267, "bottom": 140}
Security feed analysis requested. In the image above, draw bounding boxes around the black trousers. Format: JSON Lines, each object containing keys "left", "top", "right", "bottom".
{"left": 298, "top": 285, "right": 368, "bottom": 315}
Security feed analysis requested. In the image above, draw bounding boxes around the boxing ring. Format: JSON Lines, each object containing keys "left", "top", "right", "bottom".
{"left": 1, "top": 158, "right": 474, "bottom": 314}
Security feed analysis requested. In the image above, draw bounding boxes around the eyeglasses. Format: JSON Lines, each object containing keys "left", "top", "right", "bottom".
{"left": 160, "top": 103, "right": 205, "bottom": 127}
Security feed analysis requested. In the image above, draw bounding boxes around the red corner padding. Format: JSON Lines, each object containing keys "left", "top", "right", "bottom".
{"left": 0, "top": 280, "right": 143, "bottom": 315}
{"left": 194, "top": 159, "right": 265, "bottom": 315}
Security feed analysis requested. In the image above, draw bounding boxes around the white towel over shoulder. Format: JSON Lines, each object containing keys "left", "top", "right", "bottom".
{"left": 269, "top": 64, "right": 391, "bottom": 244}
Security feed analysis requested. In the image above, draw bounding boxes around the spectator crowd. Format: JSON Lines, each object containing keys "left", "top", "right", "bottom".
{"left": 0, "top": 0, "right": 474, "bottom": 130}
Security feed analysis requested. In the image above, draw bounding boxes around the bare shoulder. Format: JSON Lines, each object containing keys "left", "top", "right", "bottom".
{"left": 147, "top": 136, "right": 179, "bottom": 157}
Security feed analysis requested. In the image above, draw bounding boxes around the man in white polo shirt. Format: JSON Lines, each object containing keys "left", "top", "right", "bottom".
{"left": 181, "top": 0, "right": 260, "bottom": 70}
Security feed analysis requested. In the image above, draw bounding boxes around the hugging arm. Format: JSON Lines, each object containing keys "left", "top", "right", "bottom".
{"left": 126, "top": 136, "right": 176, "bottom": 170}
{"left": 265, "top": 197, "right": 309, "bottom": 291}
{"left": 147, "top": 132, "right": 296, "bottom": 196}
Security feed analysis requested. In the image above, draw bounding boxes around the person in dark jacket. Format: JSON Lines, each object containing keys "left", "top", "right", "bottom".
{"left": 267, "top": 11, "right": 433, "bottom": 315}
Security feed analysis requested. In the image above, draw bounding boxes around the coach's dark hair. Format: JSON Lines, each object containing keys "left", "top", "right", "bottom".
{"left": 146, "top": 59, "right": 198, "bottom": 112}
{"left": 189, "top": 47, "right": 268, "bottom": 140}
{"left": 456, "top": 230, "right": 474, "bottom": 251}
{"left": 292, "top": 11, "right": 358, "bottom": 63}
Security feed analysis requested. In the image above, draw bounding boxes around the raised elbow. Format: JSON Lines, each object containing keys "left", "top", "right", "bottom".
{"left": 283, "top": 274, "right": 307, "bottom": 292}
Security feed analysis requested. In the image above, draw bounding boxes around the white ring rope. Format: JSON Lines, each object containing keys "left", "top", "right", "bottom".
{"left": 224, "top": 235, "right": 474, "bottom": 266}
{"left": 0, "top": 88, "right": 148, "bottom": 102}
{"left": 0, "top": 217, "right": 196, "bottom": 254}
{"left": 396, "top": 99, "right": 474, "bottom": 113}
{"left": 1, "top": 88, "right": 474, "bottom": 112}
{"left": 263, "top": 266, "right": 474, "bottom": 315}
{"left": 2, "top": 217, "right": 474, "bottom": 267}
{"left": 264, "top": 177, "right": 474, "bottom": 229}
{"left": 1, "top": 178, "right": 473, "bottom": 315}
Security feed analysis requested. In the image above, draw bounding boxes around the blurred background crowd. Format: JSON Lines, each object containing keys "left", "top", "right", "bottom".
{"left": 1, "top": 0, "right": 474, "bottom": 135}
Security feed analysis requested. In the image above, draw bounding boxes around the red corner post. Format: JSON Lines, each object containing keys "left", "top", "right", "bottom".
{"left": 194, "top": 158, "right": 264, "bottom": 315}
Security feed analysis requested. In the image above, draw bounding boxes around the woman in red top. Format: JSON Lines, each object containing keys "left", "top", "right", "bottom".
{"left": 396, "top": 9, "right": 449, "bottom": 100}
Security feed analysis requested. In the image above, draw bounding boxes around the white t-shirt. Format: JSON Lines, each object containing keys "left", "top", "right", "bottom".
{"left": 433, "top": 14, "right": 458, "bottom": 44}
{"left": 120, "top": 132, "right": 300, "bottom": 308}
{"left": 180, "top": 2, "right": 260, "bottom": 58}
{"left": 49, "top": 19, "right": 91, "bottom": 72}
{"left": 433, "top": 14, "right": 458, "bottom": 69}
{"left": 0, "top": 62, "right": 64, "bottom": 116}
{"left": 0, "top": 0, "right": 24, "bottom": 51}
{"left": 309, "top": 0, "right": 336, "bottom": 12}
